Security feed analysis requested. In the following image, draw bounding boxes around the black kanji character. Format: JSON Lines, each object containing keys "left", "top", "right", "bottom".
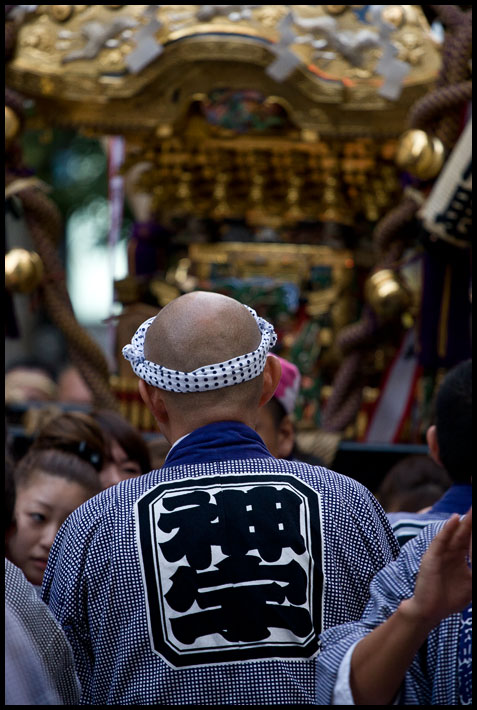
{"left": 168, "top": 556, "right": 312, "bottom": 644}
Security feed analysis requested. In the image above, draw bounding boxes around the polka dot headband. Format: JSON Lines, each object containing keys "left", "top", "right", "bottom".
{"left": 122, "top": 305, "right": 277, "bottom": 393}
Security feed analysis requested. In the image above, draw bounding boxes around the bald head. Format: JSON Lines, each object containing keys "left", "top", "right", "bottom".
{"left": 136, "top": 292, "right": 282, "bottom": 441}
{"left": 144, "top": 291, "right": 261, "bottom": 371}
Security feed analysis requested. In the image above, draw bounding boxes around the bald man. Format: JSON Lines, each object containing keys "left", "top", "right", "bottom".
{"left": 42, "top": 292, "right": 399, "bottom": 705}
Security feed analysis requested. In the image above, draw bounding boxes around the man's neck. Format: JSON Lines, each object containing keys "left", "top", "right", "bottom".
{"left": 166, "top": 415, "right": 258, "bottom": 447}
{"left": 162, "top": 420, "right": 273, "bottom": 467}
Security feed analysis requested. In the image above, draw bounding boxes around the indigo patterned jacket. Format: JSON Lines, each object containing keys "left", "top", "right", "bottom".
{"left": 42, "top": 421, "right": 399, "bottom": 706}
{"left": 316, "top": 520, "right": 472, "bottom": 706}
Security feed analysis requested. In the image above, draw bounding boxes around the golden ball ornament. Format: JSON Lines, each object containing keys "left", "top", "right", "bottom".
{"left": 365, "top": 269, "right": 411, "bottom": 321}
{"left": 396, "top": 129, "right": 445, "bottom": 180}
{"left": 5, "top": 106, "right": 20, "bottom": 145}
{"left": 420, "top": 136, "right": 445, "bottom": 179}
{"left": 5, "top": 249, "right": 45, "bottom": 294}
{"left": 396, "top": 129, "right": 430, "bottom": 168}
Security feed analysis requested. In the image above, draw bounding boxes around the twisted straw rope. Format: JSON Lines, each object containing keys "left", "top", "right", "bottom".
{"left": 321, "top": 5, "right": 472, "bottom": 433}
{"left": 14, "top": 186, "right": 119, "bottom": 410}
{"left": 423, "top": 6, "right": 472, "bottom": 149}
{"left": 5, "top": 8, "right": 119, "bottom": 410}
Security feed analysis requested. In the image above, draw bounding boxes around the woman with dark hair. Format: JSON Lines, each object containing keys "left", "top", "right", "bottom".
{"left": 31, "top": 410, "right": 107, "bottom": 473}
{"left": 33, "top": 409, "right": 151, "bottom": 490}
{"left": 6, "top": 448, "right": 101, "bottom": 587}
{"left": 91, "top": 409, "right": 152, "bottom": 488}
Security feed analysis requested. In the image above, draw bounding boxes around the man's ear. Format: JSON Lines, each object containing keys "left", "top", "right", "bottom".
{"left": 138, "top": 379, "right": 169, "bottom": 425}
{"left": 426, "top": 425, "right": 443, "bottom": 467}
{"left": 259, "top": 354, "right": 282, "bottom": 408}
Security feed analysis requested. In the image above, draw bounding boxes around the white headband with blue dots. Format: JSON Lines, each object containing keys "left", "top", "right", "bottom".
{"left": 122, "top": 305, "right": 277, "bottom": 393}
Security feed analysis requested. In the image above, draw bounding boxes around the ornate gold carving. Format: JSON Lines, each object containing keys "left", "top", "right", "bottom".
{"left": 301, "top": 128, "right": 319, "bottom": 143}
{"left": 20, "top": 25, "right": 56, "bottom": 53}
{"left": 21, "top": 28, "right": 41, "bottom": 48}
{"left": 155, "top": 124, "right": 173, "bottom": 138}
{"left": 40, "top": 76, "right": 56, "bottom": 95}
{"left": 49, "top": 6, "right": 74, "bottom": 23}
{"left": 5, "top": 6, "right": 440, "bottom": 227}
{"left": 401, "top": 31, "right": 419, "bottom": 50}
{"left": 254, "top": 6, "right": 288, "bottom": 29}
{"left": 129, "top": 124, "right": 401, "bottom": 227}
{"left": 6, "top": 5, "right": 439, "bottom": 114}
{"left": 189, "top": 242, "right": 354, "bottom": 285}
{"left": 325, "top": 6, "right": 348, "bottom": 16}
{"left": 149, "top": 279, "right": 181, "bottom": 307}
{"left": 382, "top": 6, "right": 405, "bottom": 28}
{"left": 99, "top": 49, "right": 125, "bottom": 69}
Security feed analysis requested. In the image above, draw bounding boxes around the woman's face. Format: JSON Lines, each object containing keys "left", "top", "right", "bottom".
{"left": 98, "top": 439, "right": 142, "bottom": 489}
{"left": 7, "top": 470, "right": 92, "bottom": 586}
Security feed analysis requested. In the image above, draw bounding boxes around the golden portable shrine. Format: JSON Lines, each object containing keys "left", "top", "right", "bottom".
{"left": 5, "top": 5, "right": 472, "bottom": 460}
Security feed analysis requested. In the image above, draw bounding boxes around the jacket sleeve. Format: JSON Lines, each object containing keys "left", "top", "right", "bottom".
{"left": 315, "top": 521, "right": 453, "bottom": 705}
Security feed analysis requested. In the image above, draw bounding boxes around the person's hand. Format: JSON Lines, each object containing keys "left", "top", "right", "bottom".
{"left": 350, "top": 509, "right": 472, "bottom": 706}
{"left": 403, "top": 508, "right": 472, "bottom": 628}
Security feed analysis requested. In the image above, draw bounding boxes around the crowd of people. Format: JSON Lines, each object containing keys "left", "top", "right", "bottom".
{"left": 4, "top": 291, "right": 472, "bottom": 705}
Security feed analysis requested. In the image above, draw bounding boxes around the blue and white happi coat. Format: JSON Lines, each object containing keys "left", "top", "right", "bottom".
{"left": 387, "top": 484, "right": 472, "bottom": 547}
{"left": 42, "top": 421, "right": 399, "bottom": 705}
{"left": 5, "top": 559, "right": 80, "bottom": 705}
{"left": 315, "top": 520, "right": 472, "bottom": 705}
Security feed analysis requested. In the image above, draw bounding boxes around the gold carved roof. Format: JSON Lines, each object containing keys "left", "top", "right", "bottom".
{"left": 6, "top": 5, "right": 441, "bottom": 139}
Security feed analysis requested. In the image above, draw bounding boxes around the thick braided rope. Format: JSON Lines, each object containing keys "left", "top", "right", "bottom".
{"left": 123, "top": 306, "right": 277, "bottom": 393}
{"left": 323, "top": 198, "right": 417, "bottom": 429}
{"left": 17, "top": 187, "right": 119, "bottom": 410}
{"left": 323, "top": 6, "right": 472, "bottom": 433}
{"left": 324, "top": 195, "right": 418, "bottom": 429}
{"left": 5, "top": 86, "right": 24, "bottom": 119}
{"left": 424, "top": 6, "right": 472, "bottom": 148}
{"left": 438, "top": 13, "right": 472, "bottom": 88}
{"left": 409, "top": 83, "right": 472, "bottom": 132}
{"left": 409, "top": 81, "right": 472, "bottom": 148}
{"left": 5, "top": 20, "right": 17, "bottom": 59}
{"left": 430, "top": 5, "right": 468, "bottom": 28}
{"left": 322, "top": 380, "right": 364, "bottom": 433}
{"left": 5, "top": 11, "right": 119, "bottom": 411}
{"left": 373, "top": 196, "right": 421, "bottom": 257}
{"left": 336, "top": 306, "right": 377, "bottom": 354}
{"left": 5, "top": 14, "right": 24, "bottom": 126}
{"left": 321, "top": 351, "right": 365, "bottom": 432}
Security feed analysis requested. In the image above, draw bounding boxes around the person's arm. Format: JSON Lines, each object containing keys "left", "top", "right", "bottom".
{"left": 350, "top": 509, "right": 472, "bottom": 705}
